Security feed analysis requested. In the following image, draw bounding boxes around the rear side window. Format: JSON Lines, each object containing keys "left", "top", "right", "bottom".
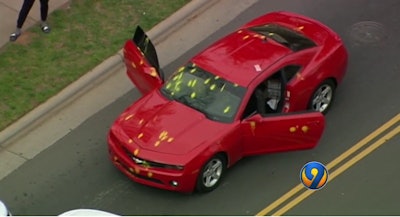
{"left": 249, "top": 24, "right": 316, "bottom": 51}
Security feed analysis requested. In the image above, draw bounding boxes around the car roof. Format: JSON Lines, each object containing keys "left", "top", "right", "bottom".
{"left": 191, "top": 28, "right": 293, "bottom": 87}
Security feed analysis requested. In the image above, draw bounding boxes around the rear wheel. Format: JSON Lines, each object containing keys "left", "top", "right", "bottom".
{"left": 308, "top": 80, "right": 336, "bottom": 114}
{"left": 196, "top": 154, "right": 226, "bottom": 193}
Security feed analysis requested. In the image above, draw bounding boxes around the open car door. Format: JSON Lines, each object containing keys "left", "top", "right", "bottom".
{"left": 123, "top": 26, "right": 164, "bottom": 95}
{"left": 241, "top": 111, "right": 325, "bottom": 156}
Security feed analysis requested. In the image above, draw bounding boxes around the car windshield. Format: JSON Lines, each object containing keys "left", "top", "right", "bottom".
{"left": 160, "top": 62, "right": 246, "bottom": 123}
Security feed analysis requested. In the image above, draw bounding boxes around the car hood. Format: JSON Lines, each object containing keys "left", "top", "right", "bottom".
{"left": 115, "top": 91, "right": 230, "bottom": 155}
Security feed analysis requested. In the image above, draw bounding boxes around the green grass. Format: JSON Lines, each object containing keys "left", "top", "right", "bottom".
{"left": 0, "top": 0, "right": 190, "bottom": 130}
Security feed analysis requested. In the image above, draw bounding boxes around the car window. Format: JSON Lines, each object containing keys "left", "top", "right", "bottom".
{"left": 242, "top": 71, "right": 285, "bottom": 119}
{"left": 160, "top": 62, "right": 247, "bottom": 123}
{"left": 248, "top": 24, "right": 316, "bottom": 51}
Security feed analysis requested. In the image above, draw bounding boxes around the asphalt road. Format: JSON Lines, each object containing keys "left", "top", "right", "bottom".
{"left": 0, "top": 0, "right": 399, "bottom": 215}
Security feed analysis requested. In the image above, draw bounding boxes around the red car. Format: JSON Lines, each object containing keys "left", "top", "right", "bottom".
{"left": 108, "top": 11, "right": 348, "bottom": 193}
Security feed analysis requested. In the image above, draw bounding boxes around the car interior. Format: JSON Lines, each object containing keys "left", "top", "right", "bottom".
{"left": 241, "top": 65, "right": 300, "bottom": 119}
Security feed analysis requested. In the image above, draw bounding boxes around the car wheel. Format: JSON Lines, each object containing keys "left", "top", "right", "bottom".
{"left": 196, "top": 154, "right": 226, "bottom": 193}
{"left": 308, "top": 79, "right": 336, "bottom": 114}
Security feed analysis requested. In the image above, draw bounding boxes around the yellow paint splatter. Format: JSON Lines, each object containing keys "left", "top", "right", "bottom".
{"left": 289, "top": 127, "right": 297, "bottom": 133}
{"left": 128, "top": 139, "right": 133, "bottom": 144}
{"left": 233, "top": 83, "right": 239, "bottom": 87}
{"left": 250, "top": 121, "right": 256, "bottom": 135}
{"left": 191, "top": 92, "right": 196, "bottom": 98}
{"left": 178, "top": 66, "right": 185, "bottom": 72}
{"left": 220, "top": 84, "right": 225, "bottom": 92}
{"left": 223, "top": 106, "right": 231, "bottom": 113}
{"left": 190, "top": 68, "right": 196, "bottom": 73}
{"left": 134, "top": 149, "right": 139, "bottom": 156}
{"left": 161, "top": 136, "right": 167, "bottom": 141}
{"left": 140, "top": 59, "right": 144, "bottom": 65}
{"left": 154, "top": 141, "right": 160, "bottom": 147}
{"left": 268, "top": 32, "right": 274, "bottom": 36}
{"left": 113, "top": 156, "right": 118, "bottom": 161}
{"left": 167, "top": 137, "right": 174, "bottom": 142}
{"left": 131, "top": 62, "right": 136, "bottom": 69}
{"left": 134, "top": 168, "right": 140, "bottom": 174}
{"left": 166, "top": 83, "right": 172, "bottom": 89}
{"left": 129, "top": 167, "right": 134, "bottom": 173}
{"left": 125, "top": 114, "right": 134, "bottom": 120}
{"left": 243, "top": 35, "right": 250, "bottom": 40}
{"left": 139, "top": 119, "right": 144, "bottom": 125}
{"left": 147, "top": 172, "right": 153, "bottom": 178}
{"left": 237, "top": 30, "right": 243, "bottom": 33}
{"left": 214, "top": 76, "right": 220, "bottom": 80}
{"left": 210, "top": 84, "right": 216, "bottom": 90}
{"left": 159, "top": 131, "right": 168, "bottom": 139}
{"left": 137, "top": 133, "right": 143, "bottom": 139}
{"left": 302, "top": 125, "right": 309, "bottom": 133}
{"left": 296, "top": 73, "right": 305, "bottom": 80}
{"left": 149, "top": 68, "right": 158, "bottom": 77}
{"left": 297, "top": 26, "right": 304, "bottom": 30}
{"left": 204, "top": 78, "right": 211, "bottom": 84}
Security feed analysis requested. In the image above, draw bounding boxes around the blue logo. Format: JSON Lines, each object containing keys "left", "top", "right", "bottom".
{"left": 300, "top": 161, "right": 328, "bottom": 190}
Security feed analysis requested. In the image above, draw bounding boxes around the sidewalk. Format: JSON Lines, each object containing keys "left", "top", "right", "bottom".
{"left": 0, "top": 0, "right": 259, "bottom": 181}
{"left": 0, "top": 0, "right": 70, "bottom": 47}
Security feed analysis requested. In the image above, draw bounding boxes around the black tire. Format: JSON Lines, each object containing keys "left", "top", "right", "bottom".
{"left": 196, "top": 154, "right": 226, "bottom": 193}
{"left": 308, "top": 79, "right": 336, "bottom": 115}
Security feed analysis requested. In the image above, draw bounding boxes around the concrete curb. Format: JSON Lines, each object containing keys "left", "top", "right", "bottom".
{"left": 148, "top": 0, "right": 220, "bottom": 45}
{"left": 0, "top": 0, "right": 219, "bottom": 147}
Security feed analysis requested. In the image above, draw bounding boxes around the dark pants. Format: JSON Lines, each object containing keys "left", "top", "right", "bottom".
{"left": 17, "top": 0, "right": 49, "bottom": 28}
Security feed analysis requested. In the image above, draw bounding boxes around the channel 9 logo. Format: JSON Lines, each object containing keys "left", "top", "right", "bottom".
{"left": 300, "top": 161, "right": 329, "bottom": 190}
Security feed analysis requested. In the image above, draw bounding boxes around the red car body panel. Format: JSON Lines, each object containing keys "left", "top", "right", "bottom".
{"left": 123, "top": 41, "right": 163, "bottom": 95}
{"left": 191, "top": 28, "right": 292, "bottom": 87}
{"left": 108, "top": 11, "right": 347, "bottom": 193}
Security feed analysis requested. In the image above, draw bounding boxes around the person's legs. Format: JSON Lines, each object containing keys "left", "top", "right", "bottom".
{"left": 39, "top": 0, "right": 49, "bottom": 22}
{"left": 10, "top": 0, "right": 35, "bottom": 41}
{"left": 39, "top": 0, "right": 51, "bottom": 33}
{"left": 17, "top": 0, "right": 35, "bottom": 29}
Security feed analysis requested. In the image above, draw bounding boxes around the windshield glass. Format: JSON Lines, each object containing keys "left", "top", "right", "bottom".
{"left": 160, "top": 62, "right": 246, "bottom": 123}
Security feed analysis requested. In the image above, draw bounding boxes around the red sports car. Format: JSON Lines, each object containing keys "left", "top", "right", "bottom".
{"left": 108, "top": 11, "right": 348, "bottom": 193}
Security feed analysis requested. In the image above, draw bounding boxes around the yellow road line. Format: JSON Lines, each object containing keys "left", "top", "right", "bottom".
{"left": 256, "top": 113, "right": 400, "bottom": 216}
{"left": 272, "top": 125, "right": 400, "bottom": 216}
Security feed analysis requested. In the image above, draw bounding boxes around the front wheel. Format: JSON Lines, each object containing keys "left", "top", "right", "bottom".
{"left": 308, "top": 80, "right": 336, "bottom": 114}
{"left": 196, "top": 155, "right": 226, "bottom": 193}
